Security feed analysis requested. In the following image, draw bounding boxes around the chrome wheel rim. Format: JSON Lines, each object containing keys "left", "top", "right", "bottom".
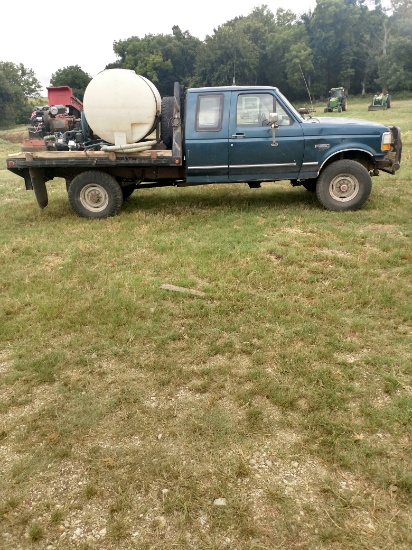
{"left": 329, "top": 174, "right": 359, "bottom": 202}
{"left": 79, "top": 184, "right": 109, "bottom": 212}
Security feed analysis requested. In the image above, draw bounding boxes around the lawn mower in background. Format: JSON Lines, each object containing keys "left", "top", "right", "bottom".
{"left": 27, "top": 86, "right": 84, "bottom": 151}
{"left": 324, "top": 87, "right": 347, "bottom": 112}
{"left": 368, "top": 91, "right": 391, "bottom": 111}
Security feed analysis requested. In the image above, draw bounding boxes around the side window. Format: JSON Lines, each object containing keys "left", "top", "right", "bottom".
{"left": 236, "top": 93, "right": 292, "bottom": 126}
{"left": 236, "top": 93, "right": 274, "bottom": 126}
{"left": 196, "top": 94, "right": 223, "bottom": 131}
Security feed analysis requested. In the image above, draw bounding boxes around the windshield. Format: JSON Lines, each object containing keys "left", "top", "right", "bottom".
{"left": 276, "top": 89, "right": 305, "bottom": 122}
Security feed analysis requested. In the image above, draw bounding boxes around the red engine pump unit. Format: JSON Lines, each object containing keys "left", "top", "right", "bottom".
{"left": 28, "top": 86, "right": 84, "bottom": 151}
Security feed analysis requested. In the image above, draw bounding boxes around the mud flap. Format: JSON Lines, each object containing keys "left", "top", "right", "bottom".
{"left": 29, "top": 168, "right": 48, "bottom": 209}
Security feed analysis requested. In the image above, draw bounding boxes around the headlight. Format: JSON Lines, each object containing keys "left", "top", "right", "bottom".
{"left": 381, "top": 132, "right": 391, "bottom": 151}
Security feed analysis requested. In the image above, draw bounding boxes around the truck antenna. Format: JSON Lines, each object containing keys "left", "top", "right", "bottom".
{"left": 233, "top": 49, "right": 236, "bottom": 86}
{"left": 299, "top": 64, "right": 313, "bottom": 114}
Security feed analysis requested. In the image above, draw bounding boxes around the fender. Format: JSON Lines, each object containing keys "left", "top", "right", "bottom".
{"left": 318, "top": 146, "right": 375, "bottom": 173}
{"left": 298, "top": 142, "right": 380, "bottom": 180}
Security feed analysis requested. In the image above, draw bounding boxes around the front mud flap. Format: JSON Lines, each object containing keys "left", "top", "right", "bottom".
{"left": 29, "top": 168, "right": 48, "bottom": 209}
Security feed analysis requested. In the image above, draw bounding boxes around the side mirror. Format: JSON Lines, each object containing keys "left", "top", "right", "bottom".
{"left": 268, "top": 112, "right": 278, "bottom": 125}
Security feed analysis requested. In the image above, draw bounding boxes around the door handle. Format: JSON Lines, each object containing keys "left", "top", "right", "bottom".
{"left": 231, "top": 133, "right": 245, "bottom": 138}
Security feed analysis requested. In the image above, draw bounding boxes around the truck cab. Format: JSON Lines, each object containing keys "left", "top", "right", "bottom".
{"left": 183, "top": 85, "right": 401, "bottom": 192}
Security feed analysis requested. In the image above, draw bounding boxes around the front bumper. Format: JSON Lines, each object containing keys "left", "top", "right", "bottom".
{"left": 376, "top": 126, "right": 402, "bottom": 174}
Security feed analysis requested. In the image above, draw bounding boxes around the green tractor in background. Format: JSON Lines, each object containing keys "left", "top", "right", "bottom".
{"left": 368, "top": 92, "right": 391, "bottom": 111}
{"left": 324, "top": 87, "right": 347, "bottom": 112}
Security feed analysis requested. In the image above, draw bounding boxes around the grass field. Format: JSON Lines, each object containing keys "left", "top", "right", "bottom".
{"left": 0, "top": 96, "right": 411, "bottom": 549}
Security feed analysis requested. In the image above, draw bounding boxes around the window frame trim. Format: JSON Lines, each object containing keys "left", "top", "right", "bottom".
{"left": 195, "top": 93, "right": 224, "bottom": 132}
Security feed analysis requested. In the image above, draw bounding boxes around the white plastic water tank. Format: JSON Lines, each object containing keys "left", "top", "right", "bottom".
{"left": 83, "top": 69, "right": 161, "bottom": 145}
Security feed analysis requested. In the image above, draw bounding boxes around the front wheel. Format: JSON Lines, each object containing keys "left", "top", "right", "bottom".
{"left": 316, "top": 160, "right": 372, "bottom": 211}
{"left": 68, "top": 171, "right": 123, "bottom": 218}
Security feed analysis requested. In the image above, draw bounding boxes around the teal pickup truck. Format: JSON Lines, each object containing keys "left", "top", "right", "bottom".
{"left": 6, "top": 69, "right": 402, "bottom": 218}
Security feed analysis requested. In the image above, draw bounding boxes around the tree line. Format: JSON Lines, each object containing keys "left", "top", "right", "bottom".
{"left": 1, "top": 0, "right": 411, "bottom": 129}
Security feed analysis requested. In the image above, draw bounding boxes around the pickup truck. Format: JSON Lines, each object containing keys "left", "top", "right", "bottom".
{"left": 6, "top": 69, "right": 402, "bottom": 218}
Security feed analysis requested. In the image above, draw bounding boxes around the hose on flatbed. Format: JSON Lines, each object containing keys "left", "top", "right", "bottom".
{"left": 100, "top": 140, "right": 157, "bottom": 153}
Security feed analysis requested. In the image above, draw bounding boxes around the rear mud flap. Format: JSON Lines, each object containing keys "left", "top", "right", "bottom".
{"left": 29, "top": 168, "right": 48, "bottom": 209}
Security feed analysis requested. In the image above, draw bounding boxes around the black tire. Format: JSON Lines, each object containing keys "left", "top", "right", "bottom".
{"left": 68, "top": 171, "right": 123, "bottom": 218}
{"left": 121, "top": 184, "right": 136, "bottom": 200}
{"left": 161, "top": 96, "right": 175, "bottom": 149}
{"left": 316, "top": 160, "right": 372, "bottom": 211}
{"left": 342, "top": 100, "right": 347, "bottom": 112}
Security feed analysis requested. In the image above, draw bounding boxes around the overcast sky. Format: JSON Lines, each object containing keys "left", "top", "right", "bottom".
{"left": 2, "top": 1, "right": 318, "bottom": 93}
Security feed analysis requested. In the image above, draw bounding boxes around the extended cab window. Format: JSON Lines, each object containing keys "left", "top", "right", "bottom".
{"left": 196, "top": 94, "right": 223, "bottom": 131}
{"left": 236, "top": 93, "right": 292, "bottom": 126}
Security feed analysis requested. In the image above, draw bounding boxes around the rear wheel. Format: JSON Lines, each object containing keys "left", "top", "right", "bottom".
{"left": 68, "top": 171, "right": 123, "bottom": 218}
{"left": 316, "top": 160, "right": 372, "bottom": 211}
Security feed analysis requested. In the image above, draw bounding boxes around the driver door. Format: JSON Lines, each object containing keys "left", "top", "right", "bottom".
{"left": 228, "top": 91, "right": 304, "bottom": 181}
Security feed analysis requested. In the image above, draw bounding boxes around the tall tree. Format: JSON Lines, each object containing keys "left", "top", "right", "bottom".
{"left": 112, "top": 27, "right": 201, "bottom": 96}
{"left": 0, "top": 70, "right": 23, "bottom": 127}
{"left": 0, "top": 61, "right": 42, "bottom": 98}
{"left": 376, "top": 0, "right": 412, "bottom": 89}
{"left": 308, "top": 0, "right": 361, "bottom": 95}
{"left": 192, "top": 24, "right": 260, "bottom": 86}
{"left": 0, "top": 62, "right": 39, "bottom": 127}
{"left": 50, "top": 65, "right": 92, "bottom": 101}
{"left": 350, "top": 2, "right": 388, "bottom": 94}
{"left": 232, "top": 6, "right": 278, "bottom": 85}
{"left": 192, "top": 6, "right": 277, "bottom": 87}
{"left": 18, "top": 64, "right": 42, "bottom": 97}
{"left": 266, "top": 9, "right": 314, "bottom": 100}
{"left": 390, "top": 0, "right": 412, "bottom": 15}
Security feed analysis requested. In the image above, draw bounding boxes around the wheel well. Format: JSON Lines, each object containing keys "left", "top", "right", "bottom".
{"left": 321, "top": 151, "right": 374, "bottom": 173}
